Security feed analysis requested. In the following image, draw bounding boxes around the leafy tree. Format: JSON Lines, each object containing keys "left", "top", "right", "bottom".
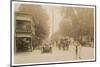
{"left": 18, "top": 4, "right": 49, "bottom": 47}
{"left": 59, "top": 7, "right": 94, "bottom": 39}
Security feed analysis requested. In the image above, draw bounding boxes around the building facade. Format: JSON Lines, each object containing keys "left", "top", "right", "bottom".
{"left": 14, "top": 12, "right": 35, "bottom": 52}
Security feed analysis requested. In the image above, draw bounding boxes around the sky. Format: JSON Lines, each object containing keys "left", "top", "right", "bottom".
{"left": 42, "top": 5, "right": 62, "bottom": 38}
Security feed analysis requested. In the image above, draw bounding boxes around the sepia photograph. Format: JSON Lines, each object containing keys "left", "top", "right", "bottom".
{"left": 11, "top": 1, "right": 96, "bottom": 66}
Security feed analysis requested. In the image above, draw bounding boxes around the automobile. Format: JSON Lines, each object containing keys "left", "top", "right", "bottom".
{"left": 41, "top": 43, "right": 52, "bottom": 53}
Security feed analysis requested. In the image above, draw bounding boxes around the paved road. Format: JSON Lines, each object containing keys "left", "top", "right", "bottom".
{"left": 14, "top": 45, "right": 94, "bottom": 64}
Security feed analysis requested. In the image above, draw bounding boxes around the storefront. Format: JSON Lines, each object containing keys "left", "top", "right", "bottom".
{"left": 14, "top": 12, "right": 35, "bottom": 52}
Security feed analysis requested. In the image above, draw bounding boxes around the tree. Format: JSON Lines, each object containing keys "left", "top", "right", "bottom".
{"left": 18, "top": 4, "right": 49, "bottom": 46}
{"left": 58, "top": 7, "right": 94, "bottom": 39}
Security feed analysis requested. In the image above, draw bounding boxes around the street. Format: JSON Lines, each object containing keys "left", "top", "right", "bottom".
{"left": 14, "top": 45, "right": 94, "bottom": 64}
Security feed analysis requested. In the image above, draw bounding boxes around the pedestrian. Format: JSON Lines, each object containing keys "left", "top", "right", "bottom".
{"left": 74, "top": 40, "right": 81, "bottom": 59}
{"left": 58, "top": 40, "right": 61, "bottom": 50}
{"left": 65, "top": 39, "right": 69, "bottom": 51}
{"left": 62, "top": 39, "right": 66, "bottom": 51}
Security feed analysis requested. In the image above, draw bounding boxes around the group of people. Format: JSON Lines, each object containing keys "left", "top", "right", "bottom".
{"left": 55, "top": 37, "right": 82, "bottom": 59}
{"left": 42, "top": 37, "right": 82, "bottom": 52}
{"left": 38, "top": 37, "right": 83, "bottom": 59}
{"left": 16, "top": 38, "right": 33, "bottom": 52}
{"left": 56, "top": 38, "right": 70, "bottom": 51}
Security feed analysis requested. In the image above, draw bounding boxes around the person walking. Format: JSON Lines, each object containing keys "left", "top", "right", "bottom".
{"left": 74, "top": 40, "right": 81, "bottom": 59}
{"left": 58, "top": 40, "right": 61, "bottom": 50}
{"left": 65, "top": 39, "right": 69, "bottom": 51}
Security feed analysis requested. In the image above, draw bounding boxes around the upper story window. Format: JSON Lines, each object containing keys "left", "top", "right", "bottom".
{"left": 16, "top": 20, "right": 31, "bottom": 32}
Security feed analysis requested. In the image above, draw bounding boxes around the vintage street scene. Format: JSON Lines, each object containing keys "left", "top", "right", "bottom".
{"left": 13, "top": 2, "right": 95, "bottom": 64}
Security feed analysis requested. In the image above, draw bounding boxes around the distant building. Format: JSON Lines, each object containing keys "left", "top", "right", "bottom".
{"left": 14, "top": 12, "right": 35, "bottom": 52}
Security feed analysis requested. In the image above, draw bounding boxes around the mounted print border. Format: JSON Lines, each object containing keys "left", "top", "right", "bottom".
{"left": 10, "top": 0, "right": 96, "bottom": 67}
